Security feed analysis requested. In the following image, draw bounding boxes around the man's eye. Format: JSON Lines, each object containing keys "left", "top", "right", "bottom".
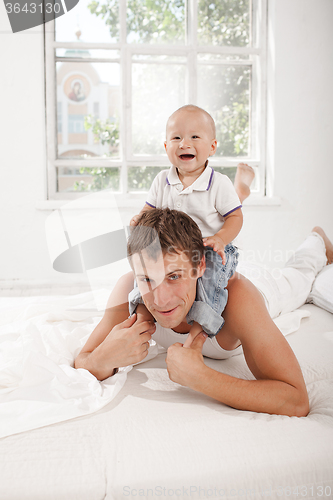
{"left": 169, "top": 274, "right": 181, "bottom": 281}
{"left": 141, "top": 277, "right": 151, "bottom": 283}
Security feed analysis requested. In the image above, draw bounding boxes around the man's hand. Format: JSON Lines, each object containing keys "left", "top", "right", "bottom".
{"left": 81, "top": 314, "right": 156, "bottom": 380}
{"left": 105, "top": 314, "right": 155, "bottom": 365}
{"left": 202, "top": 234, "right": 226, "bottom": 264}
{"left": 165, "top": 332, "right": 208, "bottom": 388}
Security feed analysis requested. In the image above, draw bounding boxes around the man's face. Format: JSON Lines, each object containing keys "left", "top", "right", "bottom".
{"left": 132, "top": 249, "right": 205, "bottom": 329}
{"left": 164, "top": 109, "right": 217, "bottom": 178}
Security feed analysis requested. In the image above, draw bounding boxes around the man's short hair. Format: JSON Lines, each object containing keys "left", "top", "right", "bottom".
{"left": 127, "top": 208, "right": 205, "bottom": 268}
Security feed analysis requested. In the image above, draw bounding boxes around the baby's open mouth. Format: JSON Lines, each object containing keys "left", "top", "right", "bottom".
{"left": 179, "top": 154, "right": 195, "bottom": 160}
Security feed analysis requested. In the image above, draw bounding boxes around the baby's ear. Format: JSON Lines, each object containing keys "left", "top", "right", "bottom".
{"left": 164, "top": 141, "right": 168, "bottom": 152}
{"left": 210, "top": 139, "right": 217, "bottom": 156}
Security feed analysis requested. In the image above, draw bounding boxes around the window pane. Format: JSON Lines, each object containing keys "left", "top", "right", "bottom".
{"left": 56, "top": 49, "right": 120, "bottom": 60}
{"left": 197, "top": 0, "right": 251, "bottom": 47}
{"left": 198, "top": 62, "right": 251, "bottom": 157}
{"left": 56, "top": 61, "right": 120, "bottom": 159}
{"left": 198, "top": 53, "right": 250, "bottom": 62}
{"left": 57, "top": 167, "right": 120, "bottom": 192}
{"left": 56, "top": 0, "right": 119, "bottom": 43}
{"left": 132, "top": 56, "right": 186, "bottom": 155}
{"left": 127, "top": 0, "right": 185, "bottom": 44}
{"left": 212, "top": 166, "right": 237, "bottom": 183}
{"left": 128, "top": 167, "right": 167, "bottom": 192}
{"left": 214, "top": 166, "right": 259, "bottom": 191}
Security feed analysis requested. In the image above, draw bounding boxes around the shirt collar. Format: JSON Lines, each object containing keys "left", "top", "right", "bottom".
{"left": 166, "top": 162, "right": 214, "bottom": 192}
{"left": 166, "top": 165, "right": 181, "bottom": 186}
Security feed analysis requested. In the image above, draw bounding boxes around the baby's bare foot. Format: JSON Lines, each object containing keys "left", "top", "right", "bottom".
{"left": 234, "top": 163, "right": 255, "bottom": 203}
{"left": 312, "top": 226, "right": 333, "bottom": 264}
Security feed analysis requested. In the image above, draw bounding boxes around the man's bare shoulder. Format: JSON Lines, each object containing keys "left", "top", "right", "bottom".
{"left": 224, "top": 271, "right": 271, "bottom": 339}
{"left": 227, "top": 271, "right": 264, "bottom": 299}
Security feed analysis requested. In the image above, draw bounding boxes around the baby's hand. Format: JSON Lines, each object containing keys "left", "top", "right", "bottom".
{"left": 203, "top": 235, "right": 226, "bottom": 264}
{"left": 130, "top": 214, "right": 140, "bottom": 226}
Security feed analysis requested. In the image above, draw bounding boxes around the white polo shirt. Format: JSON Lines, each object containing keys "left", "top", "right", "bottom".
{"left": 145, "top": 165, "right": 242, "bottom": 238}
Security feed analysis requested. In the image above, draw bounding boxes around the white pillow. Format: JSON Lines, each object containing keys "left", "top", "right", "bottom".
{"left": 307, "top": 264, "right": 333, "bottom": 313}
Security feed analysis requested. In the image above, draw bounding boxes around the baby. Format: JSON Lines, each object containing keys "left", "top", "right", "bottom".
{"left": 129, "top": 104, "right": 253, "bottom": 338}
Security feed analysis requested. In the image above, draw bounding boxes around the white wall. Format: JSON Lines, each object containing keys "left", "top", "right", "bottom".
{"left": 0, "top": 0, "right": 332, "bottom": 292}
{"left": 240, "top": 0, "right": 333, "bottom": 268}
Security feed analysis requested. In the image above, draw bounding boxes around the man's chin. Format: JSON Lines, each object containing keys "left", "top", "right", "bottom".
{"left": 155, "top": 318, "right": 178, "bottom": 329}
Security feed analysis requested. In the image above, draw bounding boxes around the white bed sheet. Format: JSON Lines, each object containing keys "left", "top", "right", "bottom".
{"left": 0, "top": 292, "right": 135, "bottom": 438}
{"left": 0, "top": 292, "right": 313, "bottom": 439}
{"left": 0, "top": 297, "right": 333, "bottom": 500}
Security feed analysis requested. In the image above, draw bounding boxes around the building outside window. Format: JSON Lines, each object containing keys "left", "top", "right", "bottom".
{"left": 45, "top": 0, "right": 267, "bottom": 199}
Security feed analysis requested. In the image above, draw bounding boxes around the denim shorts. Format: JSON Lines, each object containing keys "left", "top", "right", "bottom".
{"left": 128, "top": 244, "right": 239, "bottom": 337}
{"left": 186, "top": 244, "right": 239, "bottom": 336}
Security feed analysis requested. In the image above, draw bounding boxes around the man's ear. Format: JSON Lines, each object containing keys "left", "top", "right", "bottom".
{"left": 197, "top": 255, "right": 206, "bottom": 278}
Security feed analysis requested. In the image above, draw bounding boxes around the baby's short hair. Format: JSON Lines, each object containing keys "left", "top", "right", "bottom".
{"left": 166, "top": 104, "right": 216, "bottom": 138}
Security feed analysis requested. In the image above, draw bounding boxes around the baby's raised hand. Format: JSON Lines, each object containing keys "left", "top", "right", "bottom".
{"left": 130, "top": 214, "right": 140, "bottom": 226}
{"left": 203, "top": 235, "right": 226, "bottom": 264}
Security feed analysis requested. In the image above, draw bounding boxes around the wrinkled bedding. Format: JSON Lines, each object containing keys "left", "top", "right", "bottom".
{"left": 0, "top": 292, "right": 332, "bottom": 500}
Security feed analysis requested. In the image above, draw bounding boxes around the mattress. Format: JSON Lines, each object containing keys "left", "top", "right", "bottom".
{"left": 0, "top": 297, "right": 333, "bottom": 500}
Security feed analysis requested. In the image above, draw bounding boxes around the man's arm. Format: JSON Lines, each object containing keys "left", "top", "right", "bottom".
{"left": 166, "top": 274, "right": 309, "bottom": 417}
{"left": 74, "top": 272, "right": 155, "bottom": 380}
{"left": 75, "top": 312, "right": 155, "bottom": 380}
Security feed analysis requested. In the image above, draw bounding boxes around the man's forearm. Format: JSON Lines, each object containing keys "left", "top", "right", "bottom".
{"left": 191, "top": 365, "right": 309, "bottom": 417}
{"left": 74, "top": 349, "right": 117, "bottom": 381}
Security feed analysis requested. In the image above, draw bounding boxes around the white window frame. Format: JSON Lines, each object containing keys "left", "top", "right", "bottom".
{"left": 45, "top": 0, "right": 267, "bottom": 201}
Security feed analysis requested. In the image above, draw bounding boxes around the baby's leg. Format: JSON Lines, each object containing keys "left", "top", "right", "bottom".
{"left": 77, "top": 271, "right": 136, "bottom": 357}
{"left": 135, "top": 303, "right": 155, "bottom": 323}
{"left": 234, "top": 163, "right": 255, "bottom": 203}
{"left": 105, "top": 272, "right": 154, "bottom": 327}
{"left": 183, "top": 321, "right": 205, "bottom": 348}
{"left": 92, "top": 271, "right": 135, "bottom": 339}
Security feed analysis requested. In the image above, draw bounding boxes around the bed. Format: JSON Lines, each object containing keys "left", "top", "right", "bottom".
{"left": 1, "top": 288, "right": 333, "bottom": 500}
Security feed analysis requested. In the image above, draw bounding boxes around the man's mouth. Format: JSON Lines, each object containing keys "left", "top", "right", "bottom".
{"left": 155, "top": 306, "right": 178, "bottom": 316}
{"left": 179, "top": 154, "right": 195, "bottom": 161}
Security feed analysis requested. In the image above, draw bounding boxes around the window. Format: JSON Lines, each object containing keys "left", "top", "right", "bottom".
{"left": 45, "top": 0, "right": 267, "bottom": 198}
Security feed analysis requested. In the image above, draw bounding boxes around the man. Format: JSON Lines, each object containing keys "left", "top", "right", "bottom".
{"left": 75, "top": 209, "right": 332, "bottom": 417}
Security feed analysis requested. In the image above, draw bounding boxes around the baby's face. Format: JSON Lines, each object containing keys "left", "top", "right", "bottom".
{"left": 164, "top": 109, "right": 217, "bottom": 178}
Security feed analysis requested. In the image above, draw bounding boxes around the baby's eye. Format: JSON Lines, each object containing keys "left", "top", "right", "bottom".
{"left": 173, "top": 136, "right": 181, "bottom": 140}
{"left": 192, "top": 135, "right": 199, "bottom": 139}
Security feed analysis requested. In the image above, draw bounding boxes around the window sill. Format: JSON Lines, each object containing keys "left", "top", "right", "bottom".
{"left": 35, "top": 193, "right": 148, "bottom": 210}
{"left": 36, "top": 195, "right": 281, "bottom": 211}
{"left": 242, "top": 196, "right": 281, "bottom": 207}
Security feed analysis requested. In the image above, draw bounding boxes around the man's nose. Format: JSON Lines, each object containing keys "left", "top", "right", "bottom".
{"left": 152, "top": 283, "right": 170, "bottom": 307}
